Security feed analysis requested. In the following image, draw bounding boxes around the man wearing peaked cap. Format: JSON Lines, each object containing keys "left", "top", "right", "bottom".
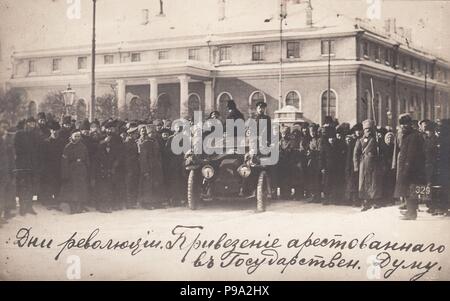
{"left": 353, "top": 119, "right": 383, "bottom": 211}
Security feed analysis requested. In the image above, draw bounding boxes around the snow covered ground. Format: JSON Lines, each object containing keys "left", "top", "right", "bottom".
{"left": 1, "top": 200, "right": 449, "bottom": 281}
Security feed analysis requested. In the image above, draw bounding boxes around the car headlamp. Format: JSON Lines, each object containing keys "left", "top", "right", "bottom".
{"left": 237, "top": 165, "right": 251, "bottom": 178}
{"left": 201, "top": 165, "right": 215, "bottom": 179}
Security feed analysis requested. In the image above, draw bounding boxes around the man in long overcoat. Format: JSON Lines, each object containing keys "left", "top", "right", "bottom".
{"left": 14, "top": 117, "right": 40, "bottom": 215}
{"left": 60, "top": 131, "right": 90, "bottom": 214}
{"left": 353, "top": 119, "right": 383, "bottom": 211}
{"left": 138, "top": 126, "right": 164, "bottom": 209}
{"left": 124, "top": 125, "right": 140, "bottom": 209}
{"left": 393, "top": 114, "right": 425, "bottom": 220}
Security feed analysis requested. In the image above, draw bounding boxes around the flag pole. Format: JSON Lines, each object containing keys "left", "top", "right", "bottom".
{"left": 370, "top": 77, "right": 376, "bottom": 126}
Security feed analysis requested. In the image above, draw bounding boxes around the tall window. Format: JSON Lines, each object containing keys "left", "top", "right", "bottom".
{"left": 52, "top": 58, "right": 61, "bottom": 72}
{"left": 218, "top": 92, "right": 232, "bottom": 120}
{"left": 285, "top": 91, "right": 300, "bottom": 109}
{"left": 104, "top": 55, "right": 114, "bottom": 64}
{"left": 252, "top": 44, "right": 265, "bottom": 61}
{"left": 77, "top": 56, "right": 87, "bottom": 70}
{"left": 321, "top": 40, "right": 335, "bottom": 55}
{"left": 188, "top": 94, "right": 201, "bottom": 119}
{"left": 374, "top": 45, "right": 380, "bottom": 62}
{"left": 363, "top": 41, "right": 369, "bottom": 57}
{"left": 155, "top": 93, "right": 172, "bottom": 120}
{"left": 188, "top": 48, "right": 199, "bottom": 60}
{"left": 385, "top": 48, "right": 391, "bottom": 66}
{"left": 321, "top": 90, "right": 337, "bottom": 122}
{"left": 410, "top": 58, "right": 415, "bottom": 74}
{"left": 219, "top": 46, "right": 231, "bottom": 62}
{"left": 287, "top": 41, "right": 300, "bottom": 59}
{"left": 131, "top": 52, "right": 141, "bottom": 62}
{"left": 28, "top": 60, "right": 36, "bottom": 73}
{"left": 158, "top": 50, "right": 168, "bottom": 60}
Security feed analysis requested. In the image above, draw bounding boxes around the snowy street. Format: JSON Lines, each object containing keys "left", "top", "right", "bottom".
{"left": 1, "top": 199, "right": 449, "bottom": 281}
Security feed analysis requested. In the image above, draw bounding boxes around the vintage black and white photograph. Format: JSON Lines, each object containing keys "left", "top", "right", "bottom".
{"left": 0, "top": 0, "right": 449, "bottom": 282}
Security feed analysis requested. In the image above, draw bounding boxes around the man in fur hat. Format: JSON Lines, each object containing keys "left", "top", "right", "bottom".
{"left": 353, "top": 119, "right": 383, "bottom": 211}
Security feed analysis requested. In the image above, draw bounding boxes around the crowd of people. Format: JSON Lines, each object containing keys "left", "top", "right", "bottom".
{"left": 0, "top": 99, "right": 449, "bottom": 225}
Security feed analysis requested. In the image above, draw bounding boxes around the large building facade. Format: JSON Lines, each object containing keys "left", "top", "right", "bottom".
{"left": 4, "top": 1, "right": 450, "bottom": 127}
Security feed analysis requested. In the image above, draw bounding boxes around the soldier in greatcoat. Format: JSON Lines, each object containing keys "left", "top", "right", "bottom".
{"left": 60, "top": 130, "right": 90, "bottom": 214}
{"left": 353, "top": 119, "right": 383, "bottom": 211}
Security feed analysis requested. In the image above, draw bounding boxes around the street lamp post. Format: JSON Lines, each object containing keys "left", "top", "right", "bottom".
{"left": 62, "top": 84, "right": 76, "bottom": 117}
{"left": 90, "top": 0, "right": 97, "bottom": 121}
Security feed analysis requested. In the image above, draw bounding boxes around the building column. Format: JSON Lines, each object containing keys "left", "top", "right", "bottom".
{"left": 204, "top": 81, "right": 213, "bottom": 114}
{"left": 116, "top": 79, "right": 126, "bottom": 119}
{"left": 178, "top": 75, "right": 190, "bottom": 119}
{"left": 149, "top": 78, "right": 158, "bottom": 109}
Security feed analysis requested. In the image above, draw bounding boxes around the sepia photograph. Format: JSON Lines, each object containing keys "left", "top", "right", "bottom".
{"left": 0, "top": 0, "right": 449, "bottom": 285}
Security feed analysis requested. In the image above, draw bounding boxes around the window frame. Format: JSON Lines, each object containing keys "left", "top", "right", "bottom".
{"left": 286, "top": 41, "right": 300, "bottom": 59}
{"left": 104, "top": 54, "right": 114, "bottom": 65}
{"left": 284, "top": 90, "right": 301, "bottom": 110}
{"left": 131, "top": 52, "right": 142, "bottom": 62}
{"left": 219, "top": 46, "right": 232, "bottom": 63}
{"left": 52, "top": 58, "right": 61, "bottom": 72}
{"left": 188, "top": 48, "right": 199, "bottom": 60}
{"left": 158, "top": 50, "right": 169, "bottom": 60}
{"left": 77, "top": 56, "right": 88, "bottom": 70}
{"left": 28, "top": 60, "right": 36, "bottom": 74}
{"left": 252, "top": 44, "right": 265, "bottom": 61}
{"left": 321, "top": 40, "right": 335, "bottom": 56}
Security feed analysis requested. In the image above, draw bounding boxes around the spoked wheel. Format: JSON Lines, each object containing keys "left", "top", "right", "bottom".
{"left": 187, "top": 169, "right": 201, "bottom": 210}
{"left": 256, "top": 171, "right": 270, "bottom": 213}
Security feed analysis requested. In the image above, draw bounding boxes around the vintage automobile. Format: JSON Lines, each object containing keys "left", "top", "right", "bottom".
{"left": 184, "top": 136, "right": 273, "bottom": 212}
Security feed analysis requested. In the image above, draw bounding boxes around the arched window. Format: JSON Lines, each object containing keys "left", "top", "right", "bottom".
{"left": 217, "top": 92, "right": 232, "bottom": 121}
{"left": 249, "top": 91, "right": 266, "bottom": 117}
{"left": 321, "top": 90, "right": 337, "bottom": 123}
{"left": 155, "top": 93, "right": 171, "bottom": 120}
{"left": 28, "top": 101, "right": 37, "bottom": 118}
{"left": 129, "top": 96, "right": 150, "bottom": 121}
{"left": 76, "top": 99, "right": 87, "bottom": 121}
{"left": 285, "top": 91, "right": 300, "bottom": 109}
{"left": 188, "top": 93, "right": 201, "bottom": 119}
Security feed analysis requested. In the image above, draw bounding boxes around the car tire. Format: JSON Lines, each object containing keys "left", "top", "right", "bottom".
{"left": 187, "top": 169, "right": 199, "bottom": 210}
{"left": 256, "top": 171, "right": 268, "bottom": 213}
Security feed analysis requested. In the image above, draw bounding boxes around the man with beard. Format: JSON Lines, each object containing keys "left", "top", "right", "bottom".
{"left": 123, "top": 124, "right": 140, "bottom": 209}
{"left": 393, "top": 114, "right": 425, "bottom": 220}
{"left": 40, "top": 120, "right": 66, "bottom": 210}
{"left": 60, "top": 130, "right": 90, "bottom": 214}
{"left": 14, "top": 117, "right": 40, "bottom": 215}
{"left": 353, "top": 119, "right": 383, "bottom": 211}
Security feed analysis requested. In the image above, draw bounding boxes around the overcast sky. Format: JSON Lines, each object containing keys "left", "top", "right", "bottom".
{"left": 0, "top": 0, "right": 449, "bottom": 62}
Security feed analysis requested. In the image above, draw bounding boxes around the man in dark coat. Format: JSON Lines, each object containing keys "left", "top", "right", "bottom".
{"left": 123, "top": 124, "right": 140, "bottom": 209}
{"left": 225, "top": 100, "right": 245, "bottom": 142}
{"left": 320, "top": 126, "right": 340, "bottom": 205}
{"left": 305, "top": 123, "right": 322, "bottom": 203}
{"left": 40, "top": 120, "right": 66, "bottom": 209}
{"left": 353, "top": 119, "right": 383, "bottom": 211}
{"left": 60, "top": 130, "right": 90, "bottom": 214}
{"left": 344, "top": 134, "right": 359, "bottom": 206}
{"left": 137, "top": 126, "right": 164, "bottom": 209}
{"left": 58, "top": 116, "right": 73, "bottom": 146}
{"left": 14, "top": 117, "right": 40, "bottom": 215}
{"left": 278, "top": 126, "right": 295, "bottom": 199}
{"left": 393, "top": 114, "right": 425, "bottom": 220}
{"left": 0, "top": 123, "right": 16, "bottom": 222}
{"left": 161, "top": 128, "right": 184, "bottom": 206}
